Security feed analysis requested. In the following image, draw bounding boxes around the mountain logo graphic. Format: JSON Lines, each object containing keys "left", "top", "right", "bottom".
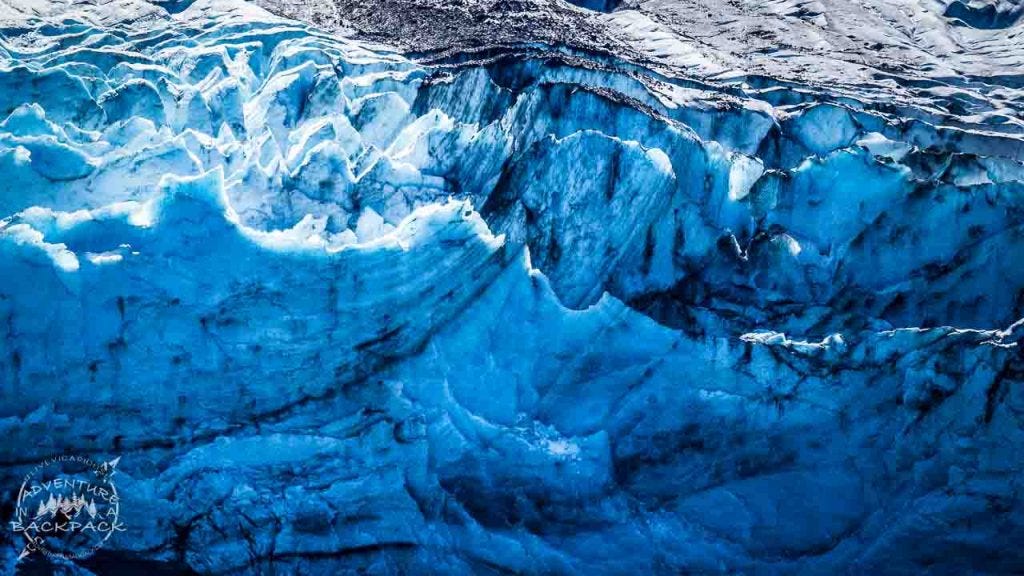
{"left": 8, "top": 455, "right": 125, "bottom": 562}
{"left": 33, "top": 493, "right": 100, "bottom": 520}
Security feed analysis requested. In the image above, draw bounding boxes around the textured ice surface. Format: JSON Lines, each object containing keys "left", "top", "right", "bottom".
{"left": 1, "top": 0, "right": 1023, "bottom": 574}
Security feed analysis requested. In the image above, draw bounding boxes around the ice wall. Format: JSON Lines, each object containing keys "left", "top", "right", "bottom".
{"left": 1, "top": 0, "right": 1023, "bottom": 574}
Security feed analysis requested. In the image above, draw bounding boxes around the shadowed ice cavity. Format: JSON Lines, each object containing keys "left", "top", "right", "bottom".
{"left": 567, "top": 0, "right": 622, "bottom": 12}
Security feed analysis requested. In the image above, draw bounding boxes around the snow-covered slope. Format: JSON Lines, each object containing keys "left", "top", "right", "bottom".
{"left": 0, "top": 0, "right": 1023, "bottom": 574}
{"left": 258, "top": 0, "right": 1024, "bottom": 133}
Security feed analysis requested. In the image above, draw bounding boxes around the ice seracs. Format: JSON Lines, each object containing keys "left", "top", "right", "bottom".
{"left": 1, "top": 0, "right": 1023, "bottom": 574}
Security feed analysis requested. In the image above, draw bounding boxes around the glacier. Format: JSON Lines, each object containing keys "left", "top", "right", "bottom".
{"left": 1, "top": 0, "right": 1024, "bottom": 574}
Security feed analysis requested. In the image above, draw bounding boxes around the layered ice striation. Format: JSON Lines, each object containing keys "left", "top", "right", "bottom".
{"left": 1, "top": 0, "right": 1024, "bottom": 574}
